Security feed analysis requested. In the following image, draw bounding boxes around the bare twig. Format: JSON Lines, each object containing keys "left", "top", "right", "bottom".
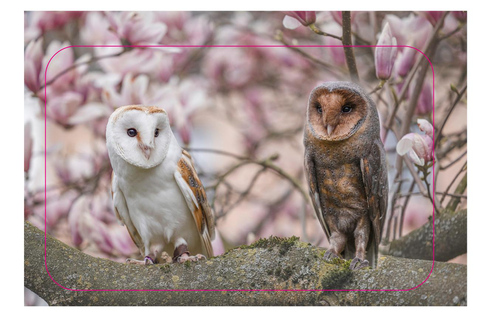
{"left": 439, "top": 150, "right": 467, "bottom": 170}
{"left": 438, "top": 22, "right": 466, "bottom": 41}
{"left": 186, "top": 148, "right": 310, "bottom": 217}
{"left": 274, "top": 31, "right": 343, "bottom": 78}
{"left": 39, "top": 49, "right": 126, "bottom": 90}
{"left": 397, "top": 191, "right": 467, "bottom": 199}
{"left": 446, "top": 171, "right": 467, "bottom": 211}
{"left": 440, "top": 161, "right": 467, "bottom": 204}
{"left": 435, "top": 85, "right": 467, "bottom": 148}
{"left": 308, "top": 24, "right": 343, "bottom": 41}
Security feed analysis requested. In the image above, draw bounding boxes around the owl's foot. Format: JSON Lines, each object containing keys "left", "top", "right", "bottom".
{"left": 350, "top": 257, "right": 369, "bottom": 270}
{"left": 126, "top": 256, "right": 155, "bottom": 265}
{"left": 176, "top": 253, "right": 206, "bottom": 263}
{"left": 323, "top": 250, "right": 341, "bottom": 262}
{"left": 173, "top": 243, "right": 206, "bottom": 263}
{"left": 160, "top": 251, "right": 173, "bottom": 264}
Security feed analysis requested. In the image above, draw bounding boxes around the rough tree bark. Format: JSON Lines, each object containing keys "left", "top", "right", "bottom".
{"left": 24, "top": 222, "right": 466, "bottom": 306}
{"left": 387, "top": 210, "right": 467, "bottom": 262}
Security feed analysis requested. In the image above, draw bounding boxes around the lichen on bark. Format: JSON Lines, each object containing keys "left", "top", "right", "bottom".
{"left": 24, "top": 222, "right": 466, "bottom": 306}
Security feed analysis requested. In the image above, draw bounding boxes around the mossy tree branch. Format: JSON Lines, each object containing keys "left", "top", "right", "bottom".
{"left": 24, "top": 222, "right": 466, "bottom": 306}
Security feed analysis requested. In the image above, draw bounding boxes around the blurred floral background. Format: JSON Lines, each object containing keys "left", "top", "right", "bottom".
{"left": 24, "top": 11, "right": 467, "bottom": 305}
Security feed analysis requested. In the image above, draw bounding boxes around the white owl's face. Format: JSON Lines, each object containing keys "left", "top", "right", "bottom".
{"left": 106, "top": 106, "right": 172, "bottom": 169}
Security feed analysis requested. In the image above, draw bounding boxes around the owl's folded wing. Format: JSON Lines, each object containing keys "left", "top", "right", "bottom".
{"left": 360, "top": 139, "right": 389, "bottom": 248}
{"left": 174, "top": 150, "right": 215, "bottom": 258}
{"left": 305, "top": 153, "right": 331, "bottom": 239}
{"left": 111, "top": 172, "right": 145, "bottom": 255}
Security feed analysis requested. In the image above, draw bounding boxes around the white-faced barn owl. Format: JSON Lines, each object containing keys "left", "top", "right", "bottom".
{"left": 106, "top": 105, "right": 215, "bottom": 265}
{"left": 303, "top": 82, "right": 388, "bottom": 270}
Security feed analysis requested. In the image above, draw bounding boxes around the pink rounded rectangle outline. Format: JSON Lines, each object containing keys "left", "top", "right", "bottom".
{"left": 42, "top": 44, "right": 436, "bottom": 293}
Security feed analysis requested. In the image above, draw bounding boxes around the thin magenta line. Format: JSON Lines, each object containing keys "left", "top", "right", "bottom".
{"left": 43, "top": 44, "right": 436, "bottom": 293}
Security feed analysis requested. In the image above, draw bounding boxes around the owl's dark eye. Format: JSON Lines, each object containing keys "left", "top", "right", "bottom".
{"left": 316, "top": 105, "right": 323, "bottom": 114}
{"left": 342, "top": 105, "right": 353, "bottom": 113}
{"left": 127, "top": 128, "right": 137, "bottom": 137}
{"left": 154, "top": 128, "right": 159, "bottom": 137}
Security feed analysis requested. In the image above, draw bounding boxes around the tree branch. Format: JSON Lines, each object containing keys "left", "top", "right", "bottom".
{"left": 341, "top": 11, "right": 360, "bottom": 83}
{"left": 25, "top": 222, "right": 466, "bottom": 306}
{"left": 387, "top": 209, "right": 466, "bottom": 262}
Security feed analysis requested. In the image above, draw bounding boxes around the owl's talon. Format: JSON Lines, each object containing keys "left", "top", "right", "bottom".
{"left": 350, "top": 257, "right": 369, "bottom": 270}
{"left": 125, "top": 256, "right": 156, "bottom": 265}
{"left": 323, "top": 250, "right": 341, "bottom": 262}
{"left": 145, "top": 256, "right": 155, "bottom": 265}
{"left": 126, "top": 258, "right": 147, "bottom": 265}
{"left": 176, "top": 253, "right": 206, "bottom": 263}
{"left": 160, "top": 251, "right": 173, "bottom": 263}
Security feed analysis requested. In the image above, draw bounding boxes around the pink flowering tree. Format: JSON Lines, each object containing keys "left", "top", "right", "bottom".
{"left": 24, "top": 11, "right": 467, "bottom": 306}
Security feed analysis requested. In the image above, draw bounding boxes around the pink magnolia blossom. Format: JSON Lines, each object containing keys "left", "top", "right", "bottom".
{"left": 375, "top": 22, "right": 398, "bottom": 80}
{"left": 53, "top": 151, "right": 96, "bottom": 185}
{"left": 203, "top": 48, "right": 255, "bottom": 90}
{"left": 29, "top": 189, "right": 78, "bottom": 229}
{"left": 158, "top": 12, "right": 213, "bottom": 45}
{"left": 152, "top": 77, "right": 209, "bottom": 145}
{"left": 153, "top": 11, "right": 190, "bottom": 32}
{"left": 283, "top": 11, "right": 316, "bottom": 29}
{"left": 211, "top": 228, "right": 225, "bottom": 256}
{"left": 97, "top": 48, "right": 168, "bottom": 78}
{"left": 24, "top": 11, "right": 83, "bottom": 42}
{"left": 396, "top": 119, "right": 434, "bottom": 166}
{"left": 395, "top": 47, "right": 417, "bottom": 78}
{"left": 40, "top": 41, "right": 76, "bottom": 91}
{"left": 80, "top": 11, "right": 118, "bottom": 45}
{"left": 415, "top": 83, "right": 433, "bottom": 115}
{"left": 395, "top": 80, "right": 410, "bottom": 101}
{"left": 24, "top": 38, "right": 44, "bottom": 93}
{"left": 385, "top": 13, "right": 432, "bottom": 47}
{"left": 102, "top": 73, "right": 150, "bottom": 108}
{"left": 104, "top": 12, "right": 167, "bottom": 45}
{"left": 417, "top": 118, "right": 434, "bottom": 138}
{"left": 109, "top": 225, "right": 138, "bottom": 256}
{"left": 24, "top": 122, "right": 33, "bottom": 173}
{"left": 46, "top": 190, "right": 79, "bottom": 228}
{"left": 47, "top": 91, "right": 83, "bottom": 127}
{"left": 452, "top": 11, "right": 467, "bottom": 23}
{"left": 68, "top": 195, "right": 113, "bottom": 253}
{"left": 69, "top": 193, "right": 140, "bottom": 255}
{"left": 421, "top": 11, "right": 444, "bottom": 26}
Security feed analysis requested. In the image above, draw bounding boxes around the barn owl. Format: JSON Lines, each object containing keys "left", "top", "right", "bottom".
{"left": 303, "top": 82, "right": 388, "bottom": 270}
{"left": 106, "top": 105, "right": 215, "bottom": 264}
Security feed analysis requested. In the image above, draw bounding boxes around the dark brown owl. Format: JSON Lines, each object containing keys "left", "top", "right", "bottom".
{"left": 304, "top": 81, "right": 388, "bottom": 270}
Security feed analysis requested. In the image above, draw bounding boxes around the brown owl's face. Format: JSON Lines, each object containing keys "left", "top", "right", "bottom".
{"left": 307, "top": 88, "right": 368, "bottom": 141}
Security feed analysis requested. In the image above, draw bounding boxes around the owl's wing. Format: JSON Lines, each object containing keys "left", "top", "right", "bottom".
{"left": 174, "top": 150, "right": 215, "bottom": 258}
{"left": 111, "top": 172, "right": 145, "bottom": 255}
{"left": 305, "top": 153, "right": 331, "bottom": 239}
{"left": 360, "top": 139, "right": 389, "bottom": 249}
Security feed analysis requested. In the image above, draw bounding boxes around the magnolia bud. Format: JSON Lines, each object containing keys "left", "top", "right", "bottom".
{"left": 375, "top": 23, "right": 398, "bottom": 80}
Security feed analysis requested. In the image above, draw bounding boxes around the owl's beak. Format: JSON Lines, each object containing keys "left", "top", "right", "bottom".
{"left": 140, "top": 145, "right": 152, "bottom": 160}
{"left": 327, "top": 125, "right": 336, "bottom": 136}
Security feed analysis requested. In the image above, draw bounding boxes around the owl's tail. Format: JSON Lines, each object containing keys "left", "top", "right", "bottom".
{"left": 366, "top": 233, "right": 379, "bottom": 269}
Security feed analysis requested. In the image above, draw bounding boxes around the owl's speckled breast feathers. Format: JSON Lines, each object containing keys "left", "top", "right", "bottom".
{"left": 304, "top": 81, "right": 388, "bottom": 270}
